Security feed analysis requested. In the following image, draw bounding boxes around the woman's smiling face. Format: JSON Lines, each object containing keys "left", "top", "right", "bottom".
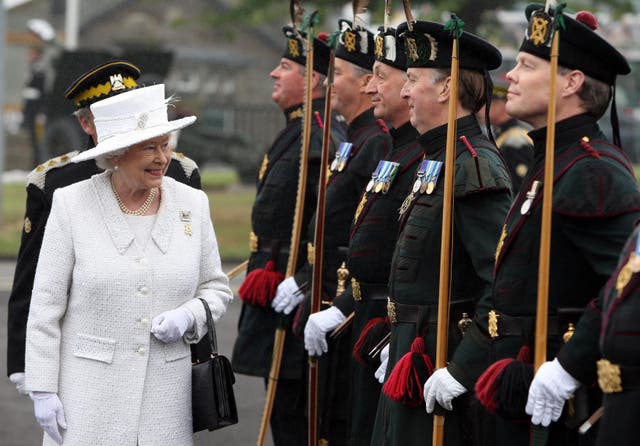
{"left": 113, "top": 134, "right": 172, "bottom": 191}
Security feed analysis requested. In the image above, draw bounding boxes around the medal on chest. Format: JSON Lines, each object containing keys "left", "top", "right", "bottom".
{"left": 366, "top": 162, "right": 383, "bottom": 193}
{"left": 520, "top": 180, "right": 541, "bottom": 215}
{"left": 412, "top": 159, "right": 443, "bottom": 196}
{"left": 330, "top": 142, "right": 354, "bottom": 173}
{"left": 425, "top": 160, "right": 442, "bottom": 195}
{"left": 411, "top": 160, "right": 428, "bottom": 194}
{"left": 372, "top": 160, "right": 400, "bottom": 194}
{"left": 401, "top": 160, "right": 427, "bottom": 218}
{"left": 400, "top": 159, "right": 442, "bottom": 218}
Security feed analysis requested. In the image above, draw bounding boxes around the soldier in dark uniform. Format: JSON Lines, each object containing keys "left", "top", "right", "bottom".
{"left": 231, "top": 28, "right": 345, "bottom": 446}
{"left": 271, "top": 19, "right": 391, "bottom": 445}
{"left": 303, "top": 26, "right": 422, "bottom": 446}
{"left": 424, "top": 5, "right": 640, "bottom": 446}
{"left": 487, "top": 75, "right": 533, "bottom": 192}
{"left": 6, "top": 60, "right": 201, "bottom": 396}
{"left": 524, "top": 222, "right": 640, "bottom": 446}
{"left": 586, "top": 223, "right": 640, "bottom": 446}
{"left": 370, "top": 20, "right": 512, "bottom": 446}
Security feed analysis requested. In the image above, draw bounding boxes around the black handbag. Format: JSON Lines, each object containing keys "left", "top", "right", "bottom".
{"left": 191, "top": 298, "right": 238, "bottom": 432}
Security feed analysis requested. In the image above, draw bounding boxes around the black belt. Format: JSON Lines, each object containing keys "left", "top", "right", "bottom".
{"left": 598, "top": 359, "right": 640, "bottom": 393}
{"left": 484, "top": 310, "right": 584, "bottom": 339}
{"left": 351, "top": 278, "right": 387, "bottom": 301}
{"left": 254, "top": 237, "right": 291, "bottom": 257}
{"left": 387, "top": 298, "right": 474, "bottom": 325}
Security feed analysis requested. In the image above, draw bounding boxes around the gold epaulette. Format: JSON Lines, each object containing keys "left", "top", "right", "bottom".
{"left": 27, "top": 151, "right": 80, "bottom": 191}
{"left": 172, "top": 151, "right": 199, "bottom": 179}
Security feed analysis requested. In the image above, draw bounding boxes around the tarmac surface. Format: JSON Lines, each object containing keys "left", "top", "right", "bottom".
{"left": 0, "top": 261, "right": 274, "bottom": 446}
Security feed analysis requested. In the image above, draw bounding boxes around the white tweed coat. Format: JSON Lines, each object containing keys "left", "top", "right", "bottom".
{"left": 24, "top": 171, "right": 233, "bottom": 446}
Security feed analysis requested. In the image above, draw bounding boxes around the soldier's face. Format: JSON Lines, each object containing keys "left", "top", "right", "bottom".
{"left": 401, "top": 68, "right": 448, "bottom": 134}
{"left": 112, "top": 134, "right": 171, "bottom": 191}
{"left": 330, "top": 58, "right": 372, "bottom": 123}
{"left": 270, "top": 58, "right": 305, "bottom": 110}
{"left": 365, "top": 61, "right": 409, "bottom": 128}
{"left": 505, "top": 52, "right": 554, "bottom": 129}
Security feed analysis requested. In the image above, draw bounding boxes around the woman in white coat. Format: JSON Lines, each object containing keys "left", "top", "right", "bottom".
{"left": 24, "top": 84, "right": 233, "bottom": 445}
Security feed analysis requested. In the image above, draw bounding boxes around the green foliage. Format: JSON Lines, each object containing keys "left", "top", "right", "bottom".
{"left": 198, "top": 0, "right": 637, "bottom": 36}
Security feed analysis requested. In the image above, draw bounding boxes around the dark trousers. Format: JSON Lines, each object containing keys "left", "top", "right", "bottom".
{"left": 265, "top": 377, "right": 307, "bottom": 446}
{"left": 318, "top": 335, "right": 350, "bottom": 446}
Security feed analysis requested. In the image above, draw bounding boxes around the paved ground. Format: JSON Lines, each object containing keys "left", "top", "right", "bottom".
{"left": 0, "top": 261, "right": 274, "bottom": 446}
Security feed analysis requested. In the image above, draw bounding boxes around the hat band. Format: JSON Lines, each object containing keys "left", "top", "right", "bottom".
{"left": 95, "top": 104, "right": 168, "bottom": 144}
{"left": 73, "top": 76, "right": 138, "bottom": 107}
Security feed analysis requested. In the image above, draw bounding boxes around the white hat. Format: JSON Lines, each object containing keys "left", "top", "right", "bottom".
{"left": 72, "top": 84, "right": 196, "bottom": 163}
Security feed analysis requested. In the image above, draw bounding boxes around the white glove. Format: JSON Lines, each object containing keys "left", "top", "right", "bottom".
{"left": 423, "top": 368, "right": 468, "bottom": 412}
{"left": 526, "top": 358, "right": 580, "bottom": 427}
{"left": 31, "top": 391, "right": 67, "bottom": 444}
{"left": 374, "top": 344, "right": 390, "bottom": 384}
{"left": 304, "top": 306, "right": 347, "bottom": 356}
{"left": 9, "top": 372, "right": 28, "bottom": 396}
{"left": 271, "top": 277, "right": 304, "bottom": 314}
{"left": 151, "top": 307, "right": 195, "bottom": 343}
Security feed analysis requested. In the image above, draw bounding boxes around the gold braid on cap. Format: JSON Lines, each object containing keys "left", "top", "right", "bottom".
{"left": 73, "top": 76, "right": 138, "bottom": 107}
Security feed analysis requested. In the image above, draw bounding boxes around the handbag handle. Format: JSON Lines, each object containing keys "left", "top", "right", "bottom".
{"left": 197, "top": 298, "right": 218, "bottom": 356}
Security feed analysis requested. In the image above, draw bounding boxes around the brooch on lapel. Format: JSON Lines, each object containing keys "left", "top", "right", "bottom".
{"left": 180, "top": 211, "right": 192, "bottom": 236}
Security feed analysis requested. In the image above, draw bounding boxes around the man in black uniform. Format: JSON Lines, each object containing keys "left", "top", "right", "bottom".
{"left": 271, "top": 19, "right": 391, "bottom": 445}
{"left": 371, "top": 20, "right": 512, "bottom": 446}
{"left": 6, "top": 60, "right": 201, "bottom": 395}
{"left": 231, "top": 28, "right": 345, "bottom": 446}
{"left": 272, "top": 19, "right": 390, "bottom": 314}
{"left": 303, "top": 25, "right": 423, "bottom": 446}
{"left": 579, "top": 223, "right": 640, "bottom": 446}
{"left": 424, "top": 5, "right": 640, "bottom": 446}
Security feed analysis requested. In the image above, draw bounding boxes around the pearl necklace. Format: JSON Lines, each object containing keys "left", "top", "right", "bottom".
{"left": 111, "top": 177, "right": 157, "bottom": 216}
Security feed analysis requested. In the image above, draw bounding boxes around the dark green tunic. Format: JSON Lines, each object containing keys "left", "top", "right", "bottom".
{"left": 589, "top": 224, "right": 640, "bottom": 446}
{"left": 371, "top": 115, "right": 512, "bottom": 446}
{"left": 300, "top": 108, "right": 392, "bottom": 295}
{"left": 6, "top": 151, "right": 200, "bottom": 376}
{"left": 231, "top": 99, "right": 345, "bottom": 379}
{"left": 332, "top": 121, "right": 422, "bottom": 446}
{"left": 448, "top": 114, "right": 640, "bottom": 446}
{"left": 305, "top": 108, "right": 391, "bottom": 446}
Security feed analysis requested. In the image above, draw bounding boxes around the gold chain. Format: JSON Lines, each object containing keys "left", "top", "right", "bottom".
{"left": 111, "top": 176, "right": 157, "bottom": 216}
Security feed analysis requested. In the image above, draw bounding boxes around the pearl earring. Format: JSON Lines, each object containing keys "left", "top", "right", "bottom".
{"left": 114, "top": 165, "right": 119, "bottom": 171}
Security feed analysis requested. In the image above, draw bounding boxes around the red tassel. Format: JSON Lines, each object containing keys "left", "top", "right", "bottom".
{"left": 475, "top": 358, "right": 514, "bottom": 414}
{"left": 352, "top": 317, "right": 390, "bottom": 365}
{"left": 516, "top": 344, "right": 531, "bottom": 363}
{"left": 238, "top": 260, "right": 284, "bottom": 307}
{"left": 382, "top": 336, "right": 434, "bottom": 407}
{"left": 475, "top": 345, "right": 533, "bottom": 420}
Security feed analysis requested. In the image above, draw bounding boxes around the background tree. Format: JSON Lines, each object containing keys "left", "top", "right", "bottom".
{"left": 192, "top": 0, "right": 637, "bottom": 35}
